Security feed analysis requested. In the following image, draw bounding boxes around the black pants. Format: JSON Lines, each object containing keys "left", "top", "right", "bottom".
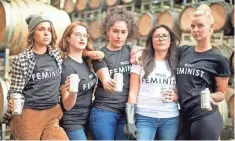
{"left": 177, "top": 111, "right": 223, "bottom": 140}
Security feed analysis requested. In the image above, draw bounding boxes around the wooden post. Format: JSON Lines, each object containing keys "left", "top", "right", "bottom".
{"left": 4, "top": 48, "right": 9, "bottom": 81}
{"left": 60, "top": 0, "right": 65, "bottom": 9}
{"left": 1, "top": 124, "right": 5, "bottom": 140}
{"left": 0, "top": 124, "right": 2, "bottom": 140}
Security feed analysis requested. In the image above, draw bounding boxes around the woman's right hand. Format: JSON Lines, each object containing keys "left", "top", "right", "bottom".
{"left": 130, "top": 48, "right": 142, "bottom": 65}
{"left": 103, "top": 79, "right": 116, "bottom": 93}
{"left": 8, "top": 98, "right": 13, "bottom": 112}
{"left": 64, "top": 76, "right": 71, "bottom": 92}
{"left": 3, "top": 98, "right": 13, "bottom": 122}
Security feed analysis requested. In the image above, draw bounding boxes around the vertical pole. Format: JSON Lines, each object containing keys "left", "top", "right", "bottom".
{"left": 60, "top": 0, "right": 65, "bottom": 9}
{"left": 4, "top": 48, "right": 9, "bottom": 81}
{"left": 2, "top": 124, "right": 5, "bottom": 140}
{"left": 0, "top": 124, "right": 2, "bottom": 140}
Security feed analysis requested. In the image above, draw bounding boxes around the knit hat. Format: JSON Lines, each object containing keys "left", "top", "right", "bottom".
{"left": 25, "top": 14, "right": 52, "bottom": 32}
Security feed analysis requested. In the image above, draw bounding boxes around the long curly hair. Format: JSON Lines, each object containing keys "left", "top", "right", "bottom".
{"left": 100, "top": 7, "right": 138, "bottom": 41}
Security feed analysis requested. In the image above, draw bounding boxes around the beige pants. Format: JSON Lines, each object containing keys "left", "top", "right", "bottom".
{"left": 10, "top": 104, "right": 68, "bottom": 140}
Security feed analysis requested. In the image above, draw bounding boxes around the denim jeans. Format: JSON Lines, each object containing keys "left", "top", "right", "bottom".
{"left": 89, "top": 107, "right": 127, "bottom": 140}
{"left": 136, "top": 114, "right": 179, "bottom": 140}
{"left": 67, "top": 128, "right": 87, "bottom": 140}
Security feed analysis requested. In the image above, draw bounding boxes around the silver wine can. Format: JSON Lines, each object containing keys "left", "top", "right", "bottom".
{"left": 201, "top": 88, "right": 211, "bottom": 109}
{"left": 69, "top": 74, "right": 80, "bottom": 93}
{"left": 12, "top": 94, "right": 24, "bottom": 115}
{"left": 114, "top": 73, "right": 123, "bottom": 92}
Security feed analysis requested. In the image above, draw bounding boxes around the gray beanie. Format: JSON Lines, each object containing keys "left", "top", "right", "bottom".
{"left": 25, "top": 14, "right": 52, "bottom": 32}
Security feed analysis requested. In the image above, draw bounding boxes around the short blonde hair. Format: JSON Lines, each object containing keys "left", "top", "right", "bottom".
{"left": 193, "top": 4, "right": 214, "bottom": 24}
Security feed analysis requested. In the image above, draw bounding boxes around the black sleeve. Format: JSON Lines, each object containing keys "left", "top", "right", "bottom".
{"left": 215, "top": 55, "right": 231, "bottom": 77}
{"left": 176, "top": 45, "right": 192, "bottom": 61}
{"left": 92, "top": 60, "right": 108, "bottom": 73}
{"left": 126, "top": 44, "right": 132, "bottom": 50}
{"left": 61, "top": 64, "right": 76, "bottom": 85}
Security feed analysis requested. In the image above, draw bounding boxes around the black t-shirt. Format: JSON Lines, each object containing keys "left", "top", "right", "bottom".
{"left": 23, "top": 53, "right": 61, "bottom": 110}
{"left": 176, "top": 46, "right": 231, "bottom": 122}
{"left": 92, "top": 45, "right": 132, "bottom": 113}
{"left": 60, "top": 56, "right": 97, "bottom": 132}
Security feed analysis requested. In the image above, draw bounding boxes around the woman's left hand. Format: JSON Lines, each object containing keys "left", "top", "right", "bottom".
{"left": 208, "top": 94, "right": 218, "bottom": 111}
{"left": 166, "top": 90, "right": 178, "bottom": 102}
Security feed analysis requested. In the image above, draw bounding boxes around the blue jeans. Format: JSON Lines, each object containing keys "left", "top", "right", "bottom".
{"left": 67, "top": 128, "right": 87, "bottom": 140}
{"left": 89, "top": 107, "right": 127, "bottom": 140}
{"left": 136, "top": 114, "right": 179, "bottom": 140}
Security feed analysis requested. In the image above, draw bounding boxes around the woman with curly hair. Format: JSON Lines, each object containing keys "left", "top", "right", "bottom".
{"left": 88, "top": 7, "right": 138, "bottom": 140}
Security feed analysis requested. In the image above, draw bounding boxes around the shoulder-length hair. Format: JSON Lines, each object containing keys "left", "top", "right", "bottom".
{"left": 142, "top": 25, "right": 180, "bottom": 78}
{"left": 27, "top": 22, "right": 57, "bottom": 49}
{"left": 58, "top": 21, "right": 94, "bottom": 58}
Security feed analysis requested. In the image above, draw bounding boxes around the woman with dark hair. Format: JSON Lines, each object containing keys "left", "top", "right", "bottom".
{"left": 7, "top": 14, "right": 68, "bottom": 140}
{"left": 125, "top": 25, "right": 180, "bottom": 140}
{"left": 59, "top": 22, "right": 98, "bottom": 140}
{"left": 88, "top": 7, "right": 138, "bottom": 140}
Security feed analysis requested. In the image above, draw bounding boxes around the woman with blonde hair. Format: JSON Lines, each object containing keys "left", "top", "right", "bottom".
{"left": 59, "top": 22, "right": 98, "bottom": 140}
{"left": 176, "top": 4, "right": 230, "bottom": 140}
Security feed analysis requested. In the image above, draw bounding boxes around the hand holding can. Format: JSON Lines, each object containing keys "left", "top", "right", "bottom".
{"left": 11, "top": 94, "right": 24, "bottom": 116}
{"left": 201, "top": 88, "right": 212, "bottom": 110}
{"left": 161, "top": 86, "right": 175, "bottom": 103}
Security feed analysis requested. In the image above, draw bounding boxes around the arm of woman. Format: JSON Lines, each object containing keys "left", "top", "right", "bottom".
{"left": 83, "top": 49, "right": 104, "bottom": 61}
{"left": 130, "top": 47, "right": 143, "bottom": 65}
{"left": 7, "top": 57, "right": 26, "bottom": 100}
{"left": 211, "top": 77, "right": 229, "bottom": 104}
{"left": 60, "top": 65, "right": 78, "bottom": 111}
{"left": 210, "top": 55, "right": 231, "bottom": 104}
{"left": 124, "top": 72, "right": 140, "bottom": 140}
{"left": 128, "top": 73, "right": 140, "bottom": 104}
{"left": 96, "top": 68, "right": 116, "bottom": 92}
{"left": 60, "top": 83, "right": 77, "bottom": 111}
{"left": 7, "top": 57, "right": 26, "bottom": 111}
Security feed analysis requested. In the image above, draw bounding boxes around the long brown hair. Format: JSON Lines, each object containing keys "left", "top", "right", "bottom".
{"left": 142, "top": 25, "right": 180, "bottom": 78}
{"left": 27, "top": 22, "right": 57, "bottom": 49}
{"left": 59, "top": 21, "right": 94, "bottom": 58}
